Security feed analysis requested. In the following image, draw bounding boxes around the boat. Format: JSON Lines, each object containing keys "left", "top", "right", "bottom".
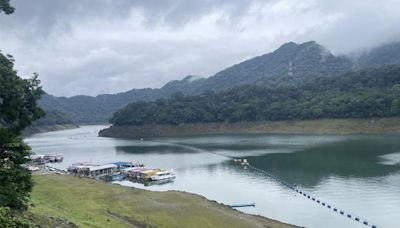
{"left": 149, "top": 169, "right": 176, "bottom": 181}
{"left": 106, "top": 173, "right": 128, "bottom": 181}
{"left": 111, "top": 161, "right": 137, "bottom": 171}
{"left": 27, "top": 166, "right": 40, "bottom": 171}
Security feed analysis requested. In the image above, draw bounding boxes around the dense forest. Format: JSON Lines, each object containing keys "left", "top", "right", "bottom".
{"left": 110, "top": 65, "right": 400, "bottom": 126}
{"left": 30, "top": 110, "right": 73, "bottom": 126}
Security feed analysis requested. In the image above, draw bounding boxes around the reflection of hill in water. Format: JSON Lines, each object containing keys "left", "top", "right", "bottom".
{"left": 116, "top": 145, "right": 191, "bottom": 154}
{"left": 248, "top": 137, "right": 400, "bottom": 188}
{"left": 157, "top": 134, "right": 345, "bottom": 151}
{"left": 115, "top": 134, "right": 400, "bottom": 189}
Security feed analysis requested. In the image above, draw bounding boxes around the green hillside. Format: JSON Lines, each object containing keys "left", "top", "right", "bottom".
{"left": 110, "top": 65, "right": 400, "bottom": 125}
{"left": 31, "top": 109, "right": 74, "bottom": 126}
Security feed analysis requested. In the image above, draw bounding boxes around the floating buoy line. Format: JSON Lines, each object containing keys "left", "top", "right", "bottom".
{"left": 149, "top": 140, "right": 380, "bottom": 228}
{"left": 233, "top": 158, "right": 380, "bottom": 228}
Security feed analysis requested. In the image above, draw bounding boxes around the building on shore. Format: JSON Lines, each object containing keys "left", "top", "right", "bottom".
{"left": 69, "top": 163, "right": 117, "bottom": 178}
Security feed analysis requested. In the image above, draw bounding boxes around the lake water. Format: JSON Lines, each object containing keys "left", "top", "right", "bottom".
{"left": 25, "top": 125, "right": 400, "bottom": 228}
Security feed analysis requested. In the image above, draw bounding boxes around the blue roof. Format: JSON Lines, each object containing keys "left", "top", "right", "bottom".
{"left": 111, "top": 162, "right": 133, "bottom": 166}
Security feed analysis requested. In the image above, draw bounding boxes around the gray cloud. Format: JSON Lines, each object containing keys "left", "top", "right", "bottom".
{"left": 1, "top": 0, "right": 399, "bottom": 96}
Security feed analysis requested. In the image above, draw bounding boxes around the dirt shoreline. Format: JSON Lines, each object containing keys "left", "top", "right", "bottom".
{"left": 23, "top": 124, "right": 79, "bottom": 136}
{"left": 99, "top": 117, "right": 400, "bottom": 139}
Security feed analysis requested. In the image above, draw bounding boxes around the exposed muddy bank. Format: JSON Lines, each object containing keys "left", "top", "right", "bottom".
{"left": 98, "top": 117, "right": 400, "bottom": 139}
{"left": 23, "top": 124, "right": 79, "bottom": 136}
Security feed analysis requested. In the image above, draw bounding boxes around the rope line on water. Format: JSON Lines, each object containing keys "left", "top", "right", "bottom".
{"left": 203, "top": 149, "right": 380, "bottom": 228}
{"left": 149, "top": 141, "right": 380, "bottom": 228}
{"left": 243, "top": 163, "right": 380, "bottom": 228}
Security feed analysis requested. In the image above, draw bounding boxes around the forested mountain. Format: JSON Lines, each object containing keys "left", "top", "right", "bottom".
{"left": 159, "top": 41, "right": 353, "bottom": 92}
{"left": 353, "top": 41, "right": 400, "bottom": 69}
{"left": 110, "top": 65, "right": 400, "bottom": 126}
{"left": 196, "top": 41, "right": 353, "bottom": 91}
{"left": 23, "top": 109, "right": 76, "bottom": 135}
{"left": 39, "top": 40, "right": 400, "bottom": 123}
{"left": 31, "top": 110, "right": 74, "bottom": 126}
{"left": 162, "top": 75, "right": 205, "bottom": 95}
{"left": 39, "top": 89, "right": 165, "bottom": 123}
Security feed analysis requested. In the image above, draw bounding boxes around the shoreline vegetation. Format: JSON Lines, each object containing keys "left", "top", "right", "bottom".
{"left": 99, "top": 117, "right": 400, "bottom": 138}
{"left": 29, "top": 174, "right": 295, "bottom": 228}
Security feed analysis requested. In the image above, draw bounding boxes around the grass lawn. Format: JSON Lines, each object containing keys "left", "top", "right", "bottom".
{"left": 29, "top": 174, "right": 295, "bottom": 228}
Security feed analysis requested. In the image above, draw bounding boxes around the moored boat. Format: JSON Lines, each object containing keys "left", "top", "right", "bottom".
{"left": 105, "top": 173, "right": 128, "bottom": 181}
{"left": 150, "top": 169, "right": 176, "bottom": 181}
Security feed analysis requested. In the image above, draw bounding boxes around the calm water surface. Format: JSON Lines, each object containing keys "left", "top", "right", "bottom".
{"left": 25, "top": 125, "right": 400, "bottom": 228}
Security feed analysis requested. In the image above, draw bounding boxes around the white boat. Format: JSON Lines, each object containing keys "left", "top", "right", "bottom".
{"left": 27, "top": 166, "right": 40, "bottom": 171}
{"left": 150, "top": 169, "right": 176, "bottom": 181}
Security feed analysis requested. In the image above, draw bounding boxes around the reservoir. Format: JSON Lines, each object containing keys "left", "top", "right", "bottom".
{"left": 25, "top": 125, "right": 400, "bottom": 228}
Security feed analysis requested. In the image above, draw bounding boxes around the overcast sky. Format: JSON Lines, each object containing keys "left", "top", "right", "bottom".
{"left": 1, "top": 0, "right": 400, "bottom": 97}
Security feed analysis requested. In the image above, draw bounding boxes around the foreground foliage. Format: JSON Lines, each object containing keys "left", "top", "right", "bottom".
{"left": 0, "top": 0, "right": 14, "bottom": 15}
{"left": 111, "top": 65, "right": 400, "bottom": 125}
{"left": 0, "top": 207, "right": 32, "bottom": 227}
{"left": 0, "top": 53, "right": 44, "bottom": 226}
{"left": 0, "top": 52, "right": 44, "bottom": 210}
{"left": 1, "top": 3, "right": 45, "bottom": 219}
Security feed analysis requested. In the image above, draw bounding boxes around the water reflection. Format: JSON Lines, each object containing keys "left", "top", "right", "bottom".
{"left": 116, "top": 145, "right": 190, "bottom": 154}
{"left": 248, "top": 137, "right": 400, "bottom": 188}
{"left": 117, "top": 134, "right": 400, "bottom": 188}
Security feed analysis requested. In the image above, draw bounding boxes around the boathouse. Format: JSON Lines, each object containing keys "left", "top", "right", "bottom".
{"left": 73, "top": 164, "right": 117, "bottom": 178}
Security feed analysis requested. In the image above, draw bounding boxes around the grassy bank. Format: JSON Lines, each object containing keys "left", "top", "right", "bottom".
{"left": 99, "top": 117, "right": 400, "bottom": 139}
{"left": 29, "top": 175, "right": 294, "bottom": 228}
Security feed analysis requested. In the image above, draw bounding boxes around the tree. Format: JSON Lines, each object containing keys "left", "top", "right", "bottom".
{"left": 0, "top": 0, "right": 14, "bottom": 15}
{"left": 0, "top": 52, "right": 44, "bottom": 211}
{"left": 0, "top": 199, "right": 32, "bottom": 227}
{"left": 1, "top": 2, "right": 44, "bottom": 225}
{"left": 1, "top": 0, "right": 45, "bottom": 213}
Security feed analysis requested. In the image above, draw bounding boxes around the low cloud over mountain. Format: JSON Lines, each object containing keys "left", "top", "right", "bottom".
{"left": 1, "top": 0, "right": 400, "bottom": 96}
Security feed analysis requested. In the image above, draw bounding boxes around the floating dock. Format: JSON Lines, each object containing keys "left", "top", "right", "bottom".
{"left": 229, "top": 203, "right": 256, "bottom": 208}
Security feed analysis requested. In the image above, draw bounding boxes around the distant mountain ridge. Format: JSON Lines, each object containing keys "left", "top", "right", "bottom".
{"left": 39, "top": 40, "right": 400, "bottom": 123}
{"left": 353, "top": 41, "right": 400, "bottom": 69}
{"left": 196, "top": 41, "right": 353, "bottom": 91}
